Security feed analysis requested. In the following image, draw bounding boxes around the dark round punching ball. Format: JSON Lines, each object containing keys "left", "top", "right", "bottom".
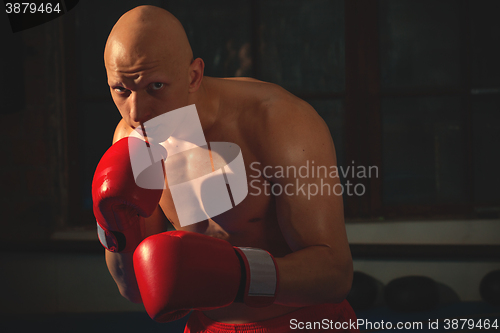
{"left": 346, "top": 271, "right": 378, "bottom": 311}
{"left": 384, "top": 276, "right": 439, "bottom": 312}
{"left": 480, "top": 270, "right": 500, "bottom": 306}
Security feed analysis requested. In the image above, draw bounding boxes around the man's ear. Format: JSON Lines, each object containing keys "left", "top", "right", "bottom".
{"left": 188, "top": 58, "right": 205, "bottom": 93}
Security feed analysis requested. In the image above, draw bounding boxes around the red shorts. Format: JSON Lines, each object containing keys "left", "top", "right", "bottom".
{"left": 184, "top": 300, "right": 360, "bottom": 332}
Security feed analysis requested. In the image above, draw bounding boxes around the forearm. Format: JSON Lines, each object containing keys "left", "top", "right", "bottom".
{"left": 274, "top": 245, "right": 353, "bottom": 307}
{"left": 103, "top": 206, "right": 169, "bottom": 303}
{"left": 105, "top": 250, "right": 143, "bottom": 303}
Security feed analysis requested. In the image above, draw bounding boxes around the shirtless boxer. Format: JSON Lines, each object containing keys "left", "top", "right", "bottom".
{"left": 98, "top": 5, "right": 357, "bottom": 332}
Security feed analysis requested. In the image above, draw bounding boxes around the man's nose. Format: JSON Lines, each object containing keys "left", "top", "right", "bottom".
{"left": 129, "top": 91, "right": 152, "bottom": 125}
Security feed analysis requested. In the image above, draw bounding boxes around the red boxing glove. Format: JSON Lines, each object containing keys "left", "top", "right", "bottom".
{"left": 133, "top": 231, "right": 279, "bottom": 323}
{"left": 92, "top": 137, "right": 166, "bottom": 253}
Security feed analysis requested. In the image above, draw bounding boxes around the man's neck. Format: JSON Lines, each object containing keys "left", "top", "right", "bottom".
{"left": 190, "top": 77, "right": 220, "bottom": 135}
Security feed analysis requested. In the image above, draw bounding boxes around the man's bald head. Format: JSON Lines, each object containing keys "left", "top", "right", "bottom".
{"left": 104, "top": 5, "right": 193, "bottom": 75}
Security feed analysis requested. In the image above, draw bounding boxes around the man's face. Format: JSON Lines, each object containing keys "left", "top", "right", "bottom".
{"left": 106, "top": 51, "right": 190, "bottom": 130}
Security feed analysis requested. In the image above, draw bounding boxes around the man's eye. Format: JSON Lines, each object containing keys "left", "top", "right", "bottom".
{"left": 151, "top": 82, "right": 164, "bottom": 90}
{"left": 114, "top": 87, "right": 126, "bottom": 93}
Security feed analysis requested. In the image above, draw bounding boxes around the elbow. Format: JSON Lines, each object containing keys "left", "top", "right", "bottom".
{"left": 332, "top": 271, "right": 353, "bottom": 304}
{"left": 326, "top": 275, "right": 352, "bottom": 304}
{"left": 326, "top": 251, "right": 353, "bottom": 304}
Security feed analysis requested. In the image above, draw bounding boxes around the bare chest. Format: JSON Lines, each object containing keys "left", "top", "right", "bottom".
{"left": 157, "top": 134, "right": 282, "bottom": 250}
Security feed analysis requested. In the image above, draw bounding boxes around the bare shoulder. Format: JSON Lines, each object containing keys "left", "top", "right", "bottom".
{"left": 112, "top": 119, "right": 134, "bottom": 144}
{"left": 239, "top": 84, "right": 332, "bottom": 161}
{"left": 223, "top": 77, "right": 267, "bottom": 83}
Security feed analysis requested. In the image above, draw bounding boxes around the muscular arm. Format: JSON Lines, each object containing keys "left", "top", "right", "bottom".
{"left": 105, "top": 120, "right": 169, "bottom": 303}
{"left": 254, "top": 98, "right": 353, "bottom": 307}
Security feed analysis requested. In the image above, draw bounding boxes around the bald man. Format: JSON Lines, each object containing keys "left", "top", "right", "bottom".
{"left": 101, "top": 5, "right": 358, "bottom": 332}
